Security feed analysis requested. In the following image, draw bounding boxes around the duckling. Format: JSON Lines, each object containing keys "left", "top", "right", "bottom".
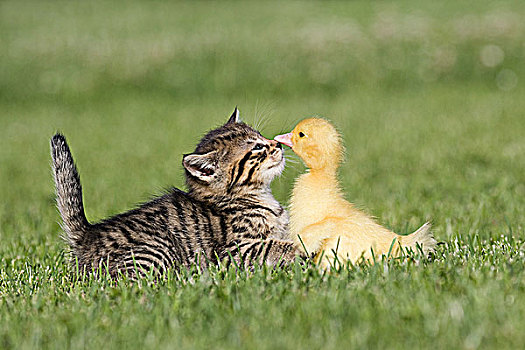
{"left": 274, "top": 118, "right": 436, "bottom": 268}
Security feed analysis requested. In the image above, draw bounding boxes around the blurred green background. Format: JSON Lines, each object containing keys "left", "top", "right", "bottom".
{"left": 1, "top": 1, "right": 525, "bottom": 349}
{"left": 1, "top": 0, "right": 523, "bottom": 233}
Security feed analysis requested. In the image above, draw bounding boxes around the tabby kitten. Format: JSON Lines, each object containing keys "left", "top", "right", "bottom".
{"left": 51, "top": 108, "right": 300, "bottom": 277}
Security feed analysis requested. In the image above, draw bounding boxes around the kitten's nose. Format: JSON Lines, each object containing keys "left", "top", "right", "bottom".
{"left": 268, "top": 139, "right": 281, "bottom": 149}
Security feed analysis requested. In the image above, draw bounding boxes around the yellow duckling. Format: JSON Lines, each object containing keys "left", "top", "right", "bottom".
{"left": 275, "top": 118, "right": 436, "bottom": 268}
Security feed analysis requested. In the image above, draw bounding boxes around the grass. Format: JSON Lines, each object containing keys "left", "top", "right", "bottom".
{"left": 1, "top": 0, "right": 525, "bottom": 349}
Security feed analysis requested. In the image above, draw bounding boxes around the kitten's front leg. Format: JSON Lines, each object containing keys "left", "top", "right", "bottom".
{"left": 224, "top": 238, "right": 302, "bottom": 268}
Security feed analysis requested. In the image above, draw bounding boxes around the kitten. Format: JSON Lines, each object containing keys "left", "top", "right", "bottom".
{"left": 51, "top": 108, "right": 300, "bottom": 277}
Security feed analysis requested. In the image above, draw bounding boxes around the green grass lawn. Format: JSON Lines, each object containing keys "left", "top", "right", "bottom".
{"left": 1, "top": 1, "right": 525, "bottom": 349}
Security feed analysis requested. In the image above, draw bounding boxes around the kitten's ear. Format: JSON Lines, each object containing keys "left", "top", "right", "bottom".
{"left": 183, "top": 151, "right": 218, "bottom": 182}
{"left": 226, "top": 107, "right": 240, "bottom": 124}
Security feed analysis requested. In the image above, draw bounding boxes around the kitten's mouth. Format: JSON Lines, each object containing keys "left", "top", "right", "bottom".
{"left": 267, "top": 152, "right": 285, "bottom": 172}
{"left": 261, "top": 155, "right": 285, "bottom": 185}
{"left": 268, "top": 157, "right": 285, "bottom": 170}
{"left": 262, "top": 148, "right": 285, "bottom": 183}
{"left": 269, "top": 148, "right": 285, "bottom": 165}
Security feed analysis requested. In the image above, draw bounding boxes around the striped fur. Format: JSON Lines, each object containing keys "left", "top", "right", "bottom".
{"left": 51, "top": 109, "right": 300, "bottom": 277}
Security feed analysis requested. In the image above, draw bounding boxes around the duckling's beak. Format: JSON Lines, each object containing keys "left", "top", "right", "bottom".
{"left": 274, "top": 133, "right": 294, "bottom": 148}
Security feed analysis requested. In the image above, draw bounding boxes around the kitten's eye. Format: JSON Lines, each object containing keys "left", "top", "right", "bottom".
{"left": 252, "top": 144, "right": 264, "bottom": 151}
{"left": 299, "top": 132, "right": 305, "bottom": 138}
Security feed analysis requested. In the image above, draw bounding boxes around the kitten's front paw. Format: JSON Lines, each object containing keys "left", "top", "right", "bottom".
{"left": 265, "top": 242, "right": 301, "bottom": 267}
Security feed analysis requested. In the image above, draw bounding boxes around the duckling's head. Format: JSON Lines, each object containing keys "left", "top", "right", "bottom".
{"left": 275, "top": 118, "right": 343, "bottom": 171}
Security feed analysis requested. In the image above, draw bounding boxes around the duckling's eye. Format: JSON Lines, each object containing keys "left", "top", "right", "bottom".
{"left": 252, "top": 144, "right": 264, "bottom": 151}
{"left": 299, "top": 132, "right": 305, "bottom": 138}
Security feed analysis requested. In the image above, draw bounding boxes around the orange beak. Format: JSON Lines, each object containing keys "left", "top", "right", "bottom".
{"left": 274, "top": 133, "right": 293, "bottom": 148}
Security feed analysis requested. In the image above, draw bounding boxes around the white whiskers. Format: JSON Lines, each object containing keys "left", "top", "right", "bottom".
{"left": 252, "top": 101, "right": 276, "bottom": 133}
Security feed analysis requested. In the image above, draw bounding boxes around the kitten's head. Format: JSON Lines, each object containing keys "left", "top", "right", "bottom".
{"left": 183, "top": 108, "right": 285, "bottom": 200}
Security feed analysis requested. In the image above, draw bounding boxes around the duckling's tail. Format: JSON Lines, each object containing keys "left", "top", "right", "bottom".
{"left": 402, "top": 222, "right": 436, "bottom": 256}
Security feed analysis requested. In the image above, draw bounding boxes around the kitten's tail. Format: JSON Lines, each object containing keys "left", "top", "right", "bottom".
{"left": 50, "top": 133, "right": 90, "bottom": 246}
{"left": 402, "top": 222, "right": 436, "bottom": 256}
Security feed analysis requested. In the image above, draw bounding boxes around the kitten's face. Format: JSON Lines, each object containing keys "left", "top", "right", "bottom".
{"left": 183, "top": 108, "right": 285, "bottom": 197}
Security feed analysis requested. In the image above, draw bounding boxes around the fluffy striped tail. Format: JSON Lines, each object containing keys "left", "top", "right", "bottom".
{"left": 50, "top": 133, "right": 90, "bottom": 247}
{"left": 402, "top": 222, "right": 436, "bottom": 255}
